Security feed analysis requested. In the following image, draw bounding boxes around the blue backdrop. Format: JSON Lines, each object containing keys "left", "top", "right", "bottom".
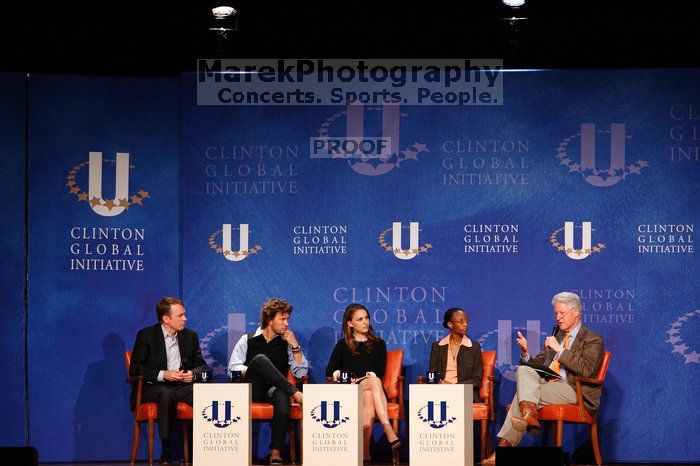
{"left": 181, "top": 69, "right": 700, "bottom": 463}
{"left": 27, "top": 76, "right": 181, "bottom": 461}
{"left": 3, "top": 69, "right": 699, "bottom": 462}
{"left": 0, "top": 73, "right": 27, "bottom": 447}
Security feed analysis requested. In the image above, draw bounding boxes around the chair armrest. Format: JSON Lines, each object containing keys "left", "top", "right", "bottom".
{"left": 417, "top": 375, "right": 424, "bottom": 384}
{"left": 297, "top": 375, "right": 309, "bottom": 386}
{"left": 325, "top": 376, "right": 333, "bottom": 384}
{"left": 572, "top": 378, "right": 596, "bottom": 413}
{"left": 572, "top": 376, "right": 602, "bottom": 386}
{"left": 129, "top": 375, "right": 145, "bottom": 416}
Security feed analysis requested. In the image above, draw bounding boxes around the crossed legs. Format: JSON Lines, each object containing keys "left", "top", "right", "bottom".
{"left": 246, "top": 354, "right": 303, "bottom": 460}
{"left": 359, "top": 377, "right": 398, "bottom": 460}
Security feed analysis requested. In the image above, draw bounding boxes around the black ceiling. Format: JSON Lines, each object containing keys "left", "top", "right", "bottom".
{"left": 6, "top": 1, "right": 700, "bottom": 76}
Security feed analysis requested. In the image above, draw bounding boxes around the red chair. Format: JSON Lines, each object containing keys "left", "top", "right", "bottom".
{"left": 475, "top": 350, "right": 496, "bottom": 461}
{"left": 326, "top": 349, "right": 405, "bottom": 465}
{"left": 124, "top": 351, "right": 193, "bottom": 465}
{"left": 537, "top": 351, "right": 611, "bottom": 465}
{"left": 418, "top": 350, "right": 496, "bottom": 462}
{"left": 251, "top": 370, "right": 306, "bottom": 464}
{"left": 383, "top": 349, "right": 405, "bottom": 465}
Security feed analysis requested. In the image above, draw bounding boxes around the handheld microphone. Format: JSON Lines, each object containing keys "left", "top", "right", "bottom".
{"left": 546, "top": 326, "right": 558, "bottom": 352}
{"left": 180, "top": 357, "right": 189, "bottom": 372}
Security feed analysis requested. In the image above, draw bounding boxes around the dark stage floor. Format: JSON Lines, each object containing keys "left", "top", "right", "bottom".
{"left": 37, "top": 463, "right": 700, "bottom": 466}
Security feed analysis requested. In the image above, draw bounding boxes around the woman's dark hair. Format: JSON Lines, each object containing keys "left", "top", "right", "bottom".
{"left": 442, "top": 307, "right": 467, "bottom": 329}
{"left": 342, "top": 303, "right": 381, "bottom": 354}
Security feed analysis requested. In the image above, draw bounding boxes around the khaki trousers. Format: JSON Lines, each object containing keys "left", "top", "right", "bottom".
{"left": 497, "top": 365, "right": 577, "bottom": 446}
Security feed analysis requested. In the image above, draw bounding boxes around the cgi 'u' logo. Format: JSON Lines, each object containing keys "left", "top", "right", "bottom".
{"left": 88, "top": 152, "right": 129, "bottom": 217}
{"left": 201, "top": 400, "right": 240, "bottom": 428}
{"left": 392, "top": 221, "right": 419, "bottom": 260}
{"left": 549, "top": 221, "right": 605, "bottom": 260}
{"left": 208, "top": 224, "right": 262, "bottom": 261}
{"left": 475, "top": 319, "right": 549, "bottom": 382}
{"left": 378, "top": 222, "right": 432, "bottom": 260}
{"left": 315, "top": 102, "right": 428, "bottom": 176}
{"left": 564, "top": 221, "right": 592, "bottom": 260}
{"left": 310, "top": 401, "right": 350, "bottom": 428}
{"left": 222, "top": 223, "right": 249, "bottom": 262}
{"left": 65, "top": 152, "right": 150, "bottom": 216}
{"left": 417, "top": 401, "right": 456, "bottom": 429}
{"left": 556, "top": 123, "right": 648, "bottom": 187}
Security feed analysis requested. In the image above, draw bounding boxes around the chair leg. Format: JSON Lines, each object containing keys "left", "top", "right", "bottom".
{"left": 590, "top": 417, "right": 602, "bottom": 465}
{"left": 130, "top": 420, "right": 141, "bottom": 465}
{"left": 480, "top": 420, "right": 487, "bottom": 461}
{"left": 182, "top": 421, "right": 190, "bottom": 464}
{"left": 555, "top": 420, "right": 564, "bottom": 447}
{"left": 485, "top": 420, "right": 493, "bottom": 457}
{"left": 391, "top": 419, "right": 400, "bottom": 465}
{"left": 299, "top": 419, "right": 303, "bottom": 465}
{"left": 147, "top": 419, "right": 155, "bottom": 465}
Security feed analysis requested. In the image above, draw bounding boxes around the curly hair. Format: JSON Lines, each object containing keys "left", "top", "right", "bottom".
{"left": 260, "top": 298, "right": 294, "bottom": 329}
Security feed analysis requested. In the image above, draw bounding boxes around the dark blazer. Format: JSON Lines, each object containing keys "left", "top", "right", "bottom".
{"left": 531, "top": 325, "right": 604, "bottom": 413}
{"left": 429, "top": 336, "right": 483, "bottom": 401}
{"left": 129, "top": 324, "right": 207, "bottom": 408}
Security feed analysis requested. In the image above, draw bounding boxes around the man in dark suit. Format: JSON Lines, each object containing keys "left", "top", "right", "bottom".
{"left": 482, "top": 292, "right": 604, "bottom": 465}
{"left": 129, "top": 297, "right": 207, "bottom": 464}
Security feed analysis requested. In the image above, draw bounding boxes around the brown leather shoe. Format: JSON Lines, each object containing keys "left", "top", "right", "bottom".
{"left": 511, "top": 401, "right": 541, "bottom": 435}
{"left": 481, "top": 438, "right": 512, "bottom": 465}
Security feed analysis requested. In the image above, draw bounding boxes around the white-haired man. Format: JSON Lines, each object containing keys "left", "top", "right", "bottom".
{"left": 482, "top": 292, "right": 604, "bottom": 465}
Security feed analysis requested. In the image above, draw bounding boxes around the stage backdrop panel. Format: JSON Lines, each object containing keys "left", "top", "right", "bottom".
{"left": 27, "top": 76, "right": 181, "bottom": 462}
{"left": 182, "top": 69, "right": 700, "bottom": 463}
{"left": 0, "top": 73, "right": 27, "bottom": 446}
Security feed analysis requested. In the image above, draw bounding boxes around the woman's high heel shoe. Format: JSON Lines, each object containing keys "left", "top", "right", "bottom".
{"left": 389, "top": 438, "right": 401, "bottom": 465}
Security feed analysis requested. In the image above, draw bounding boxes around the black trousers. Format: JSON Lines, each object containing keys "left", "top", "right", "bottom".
{"left": 245, "top": 354, "right": 299, "bottom": 451}
{"left": 142, "top": 383, "right": 193, "bottom": 439}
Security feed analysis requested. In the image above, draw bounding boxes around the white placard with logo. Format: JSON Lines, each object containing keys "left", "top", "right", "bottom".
{"left": 303, "top": 383, "right": 363, "bottom": 466}
{"left": 409, "top": 384, "right": 473, "bottom": 466}
{"left": 193, "top": 383, "right": 251, "bottom": 466}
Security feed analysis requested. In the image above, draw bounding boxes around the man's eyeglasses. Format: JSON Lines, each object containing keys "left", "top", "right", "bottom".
{"left": 553, "top": 307, "right": 577, "bottom": 319}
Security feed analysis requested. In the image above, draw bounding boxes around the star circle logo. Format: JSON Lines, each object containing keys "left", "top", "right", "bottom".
{"left": 66, "top": 152, "right": 149, "bottom": 217}
{"left": 316, "top": 104, "right": 428, "bottom": 176}
{"left": 556, "top": 123, "right": 648, "bottom": 187}
{"left": 209, "top": 224, "right": 262, "bottom": 262}
{"left": 667, "top": 310, "right": 700, "bottom": 364}
{"left": 378, "top": 222, "right": 432, "bottom": 260}
{"left": 310, "top": 401, "right": 350, "bottom": 429}
{"left": 417, "top": 401, "right": 456, "bottom": 429}
{"left": 549, "top": 222, "right": 605, "bottom": 260}
{"left": 201, "top": 401, "right": 241, "bottom": 428}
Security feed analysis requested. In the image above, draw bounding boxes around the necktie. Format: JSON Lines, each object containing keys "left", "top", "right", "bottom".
{"left": 550, "top": 332, "right": 570, "bottom": 375}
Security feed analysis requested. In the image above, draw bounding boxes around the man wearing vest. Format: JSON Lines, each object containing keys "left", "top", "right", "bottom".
{"left": 482, "top": 292, "right": 604, "bottom": 465}
{"left": 228, "top": 298, "right": 308, "bottom": 464}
